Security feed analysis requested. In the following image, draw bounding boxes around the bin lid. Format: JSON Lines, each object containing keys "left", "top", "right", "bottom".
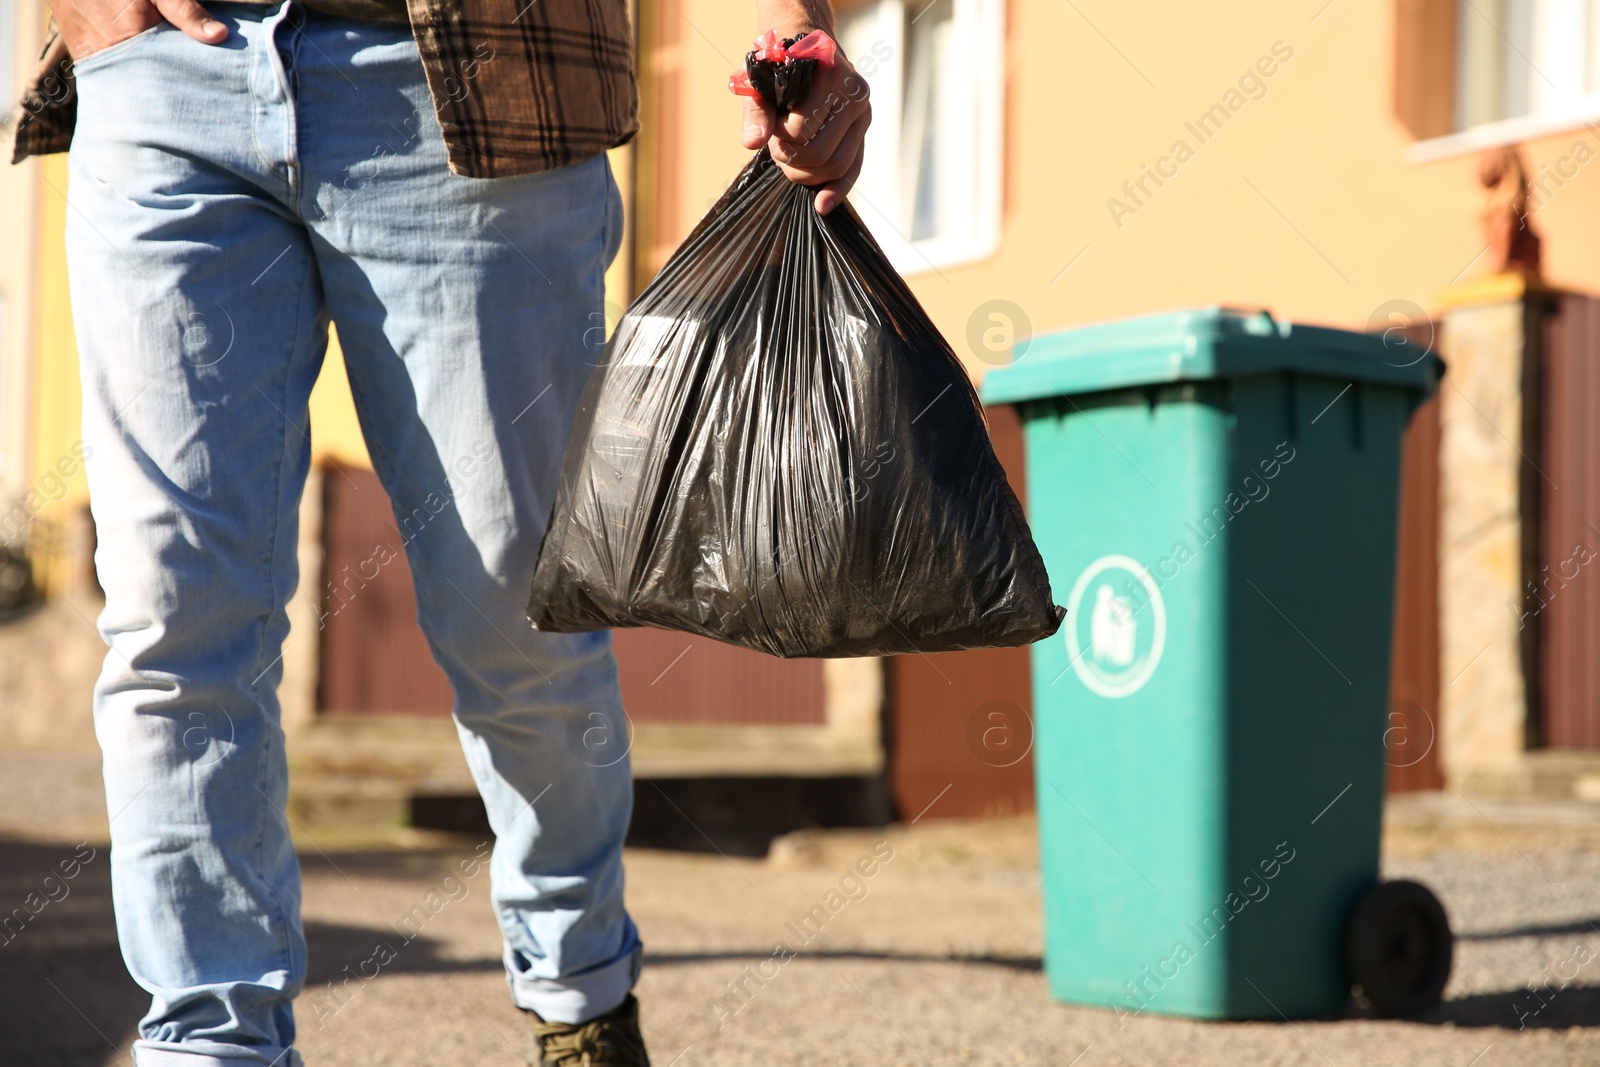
{"left": 979, "top": 306, "right": 1440, "bottom": 405}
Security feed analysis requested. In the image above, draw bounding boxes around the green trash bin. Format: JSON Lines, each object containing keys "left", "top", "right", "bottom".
{"left": 980, "top": 307, "right": 1448, "bottom": 1021}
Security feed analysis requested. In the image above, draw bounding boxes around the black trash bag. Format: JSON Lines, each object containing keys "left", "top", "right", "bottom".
{"left": 526, "top": 149, "right": 1064, "bottom": 658}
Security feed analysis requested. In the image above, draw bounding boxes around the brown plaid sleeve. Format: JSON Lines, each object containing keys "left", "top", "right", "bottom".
{"left": 9, "top": 1, "right": 637, "bottom": 179}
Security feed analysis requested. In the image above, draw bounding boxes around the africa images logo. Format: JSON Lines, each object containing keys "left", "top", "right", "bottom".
{"left": 1065, "top": 555, "right": 1167, "bottom": 699}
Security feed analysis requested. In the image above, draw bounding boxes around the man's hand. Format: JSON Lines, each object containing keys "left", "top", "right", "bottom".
{"left": 52, "top": 0, "right": 226, "bottom": 60}
{"left": 741, "top": 9, "right": 870, "bottom": 215}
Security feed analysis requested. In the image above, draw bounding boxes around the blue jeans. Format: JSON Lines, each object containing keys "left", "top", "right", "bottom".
{"left": 65, "top": 6, "right": 638, "bottom": 1065}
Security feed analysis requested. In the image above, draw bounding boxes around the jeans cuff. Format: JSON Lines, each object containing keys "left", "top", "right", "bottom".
{"left": 134, "top": 1040, "right": 303, "bottom": 1067}
{"left": 506, "top": 943, "right": 642, "bottom": 1025}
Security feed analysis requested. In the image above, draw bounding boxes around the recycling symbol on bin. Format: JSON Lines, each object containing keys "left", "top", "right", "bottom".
{"left": 1065, "top": 555, "right": 1167, "bottom": 699}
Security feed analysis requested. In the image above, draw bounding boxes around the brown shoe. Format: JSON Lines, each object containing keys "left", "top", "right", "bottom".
{"left": 529, "top": 994, "right": 651, "bottom": 1067}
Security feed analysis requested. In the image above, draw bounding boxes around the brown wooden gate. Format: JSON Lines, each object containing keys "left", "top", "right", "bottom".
{"left": 609, "top": 628, "right": 823, "bottom": 724}
{"left": 318, "top": 465, "right": 454, "bottom": 715}
{"left": 885, "top": 405, "right": 1038, "bottom": 821}
{"left": 1539, "top": 295, "right": 1600, "bottom": 747}
{"left": 1387, "top": 393, "right": 1444, "bottom": 791}
{"left": 317, "top": 465, "right": 823, "bottom": 724}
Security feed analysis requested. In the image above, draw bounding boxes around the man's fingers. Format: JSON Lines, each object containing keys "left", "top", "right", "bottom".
{"left": 781, "top": 94, "right": 871, "bottom": 173}
{"left": 773, "top": 102, "right": 852, "bottom": 170}
{"left": 777, "top": 94, "right": 851, "bottom": 153}
{"left": 814, "top": 148, "right": 864, "bottom": 216}
{"left": 773, "top": 106, "right": 867, "bottom": 185}
{"left": 778, "top": 69, "right": 869, "bottom": 142}
{"left": 741, "top": 97, "right": 774, "bottom": 150}
{"left": 152, "top": 0, "right": 227, "bottom": 42}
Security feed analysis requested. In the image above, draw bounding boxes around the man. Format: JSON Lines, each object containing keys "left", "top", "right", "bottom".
{"left": 9, "top": 0, "right": 868, "bottom": 1062}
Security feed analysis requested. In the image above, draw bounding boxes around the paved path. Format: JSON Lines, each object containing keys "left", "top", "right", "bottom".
{"left": 4, "top": 752, "right": 1600, "bottom": 1066}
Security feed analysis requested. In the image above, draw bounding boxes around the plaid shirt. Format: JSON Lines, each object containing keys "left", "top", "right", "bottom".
{"left": 7, "top": 0, "right": 638, "bottom": 179}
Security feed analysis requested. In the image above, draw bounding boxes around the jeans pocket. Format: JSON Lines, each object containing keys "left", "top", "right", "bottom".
{"left": 71, "top": 22, "right": 168, "bottom": 75}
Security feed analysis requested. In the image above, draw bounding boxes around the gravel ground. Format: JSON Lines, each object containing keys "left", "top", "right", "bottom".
{"left": 5, "top": 751, "right": 1600, "bottom": 1066}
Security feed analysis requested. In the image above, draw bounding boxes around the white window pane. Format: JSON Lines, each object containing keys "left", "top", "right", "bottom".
{"left": 1504, "top": 0, "right": 1535, "bottom": 118}
{"left": 841, "top": 0, "right": 904, "bottom": 225}
{"left": 902, "top": 0, "right": 956, "bottom": 240}
{"left": 0, "top": 0, "right": 15, "bottom": 104}
{"left": 1591, "top": 0, "right": 1600, "bottom": 91}
{"left": 836, "top": 5, "right": 882, "bottom": 76}
{"left": 1535, "top": 0, "right": 1591, "bottom": 107}
{"left": 1458, "top": 0, "right": 1507, "bottom": 127}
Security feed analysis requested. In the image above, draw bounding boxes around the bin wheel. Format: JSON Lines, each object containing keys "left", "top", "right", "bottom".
{"left": 1344, "top": 879, "right": 1453, "bottom": 1017}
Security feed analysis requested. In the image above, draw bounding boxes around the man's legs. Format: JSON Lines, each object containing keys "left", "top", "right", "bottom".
{"left": 67, "top": 7, "right": 324, "bottom": 1065}
{"left": 290, "top": 14, "right": 641, "bottom": 1025}
{"left": 68, "top": 4, "right": 639, "bottom": 1055}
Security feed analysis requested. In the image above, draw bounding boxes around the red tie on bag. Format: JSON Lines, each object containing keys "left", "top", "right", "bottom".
{"left": 729, "top": 29, "right": 840, "bottom": 114}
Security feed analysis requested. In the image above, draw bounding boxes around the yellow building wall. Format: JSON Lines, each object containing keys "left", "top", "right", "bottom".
{"left": 31, "top": 156, "right": 84, "bottom": 508}
{"left": 307, "top": 333, "right": 372, "bottom": 469}
{"left": 650, "top": 0, "right": 1600, "bottom": 375}
{"left": 23, "top": 156, "right": 89, "bottom": 590}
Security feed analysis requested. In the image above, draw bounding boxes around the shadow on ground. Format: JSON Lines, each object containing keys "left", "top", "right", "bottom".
{"left": 1426, "top": 987, "right": 1600, "bottom": 1030}
{"left": 0, "top": 838, "right": 496, "bottom": 1067}
{"left": 643, "top": 949, "right": 1043, "bottom": 971}
{"left": 414, "top": 776, "right": 894, "bottom": 857}
{"left": 1457, "top": 918, "right": 1600, "bottom": 942}
{"left": 7, "top": 833, "right": 1600, "bottom": 1067}
{"left": 3, "top": 834, "right": 1024, "bottom": 1066}
{"left": 2, "top": 837, "right": 138, "bottom": 1067}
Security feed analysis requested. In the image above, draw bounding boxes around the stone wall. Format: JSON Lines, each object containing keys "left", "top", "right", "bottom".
{"left": 1436, "top": 278, "right": 1548, "bottom": 787}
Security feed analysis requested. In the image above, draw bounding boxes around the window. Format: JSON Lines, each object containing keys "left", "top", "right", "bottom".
{"left": 1457, "top": 0, "right": 1600, "bottom": 128}
{"left": 1408, "top": 0, "right": 1600, "bottom": 157}
{"left": 835, "top": 0, "right": 1004, "bottom": 274}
